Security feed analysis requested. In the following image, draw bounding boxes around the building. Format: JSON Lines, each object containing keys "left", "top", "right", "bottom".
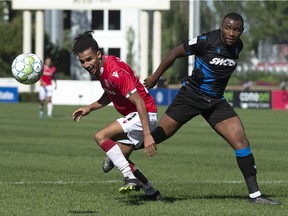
{"left": 12, "top": 0, "right": 170, "bottom": 81}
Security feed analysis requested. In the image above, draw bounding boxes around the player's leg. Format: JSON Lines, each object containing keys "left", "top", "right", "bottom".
{"left": 214, "top": 116, "right": 259, "bottom": 192}
{"left": 151, "top": 113, "right": 182, "bottom": 144}
{"left": 102, "top": 143, "right": 162, "bottom": 199}
{"left": 128, "top": 159, "right": 162, "bottom": 200}
{"left": 103, "top": 112, "right": 160, "bottom": 172}
{"left": 47, "top": 96, "right": 53, "bottom": 117}
{"left": 213, "top": 113, "right": 280, "bottom": 205}
{"left": 94, "top": 121, "right": 140, "bottom": 192}
{"left": 104, "top": 112, "right": 161, "bottom": 197}
{"left": 38, "top": 86, "right": 46, "bottom": 117}
{"left": 151, "top": 86, "right": 200, "bottom": 145}
{"left": 118, "top": 144, "right": 161, "bottom": 199}
{"left": 116, "top": 112, "right": 162, "bottom": 196}
{"left": 46, "top": 85, "right": 54, "bottom": 117}
{"left": 102, "top": 133, "right": 133, "bottom": 173}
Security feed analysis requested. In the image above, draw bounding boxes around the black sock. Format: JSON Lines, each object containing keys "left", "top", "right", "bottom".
{"left": 138, "top": 126, "right": 167, "bottom": 149}
{"left": 236, "top": 154, "right": 259, "bottom": 194}
{"left": 128, "top": 159, "right": 148, "bottom": 184}
{"left": 151, "top": 126, "right": 167, "bottom": 144}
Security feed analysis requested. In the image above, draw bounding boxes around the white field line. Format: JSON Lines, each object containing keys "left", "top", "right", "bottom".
{"left": 0, "top": 180, "right": 286, "bottom": 185}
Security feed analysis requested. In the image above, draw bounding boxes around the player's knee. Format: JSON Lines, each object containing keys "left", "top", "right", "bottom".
{"left": 241, "top": 136, "right": 250, "bottom": 147}
{"left": 94, "top": 131, "right": 105, "bottom": 145}
{"left": 151, "top": 126, "right": 167, "bottom": 144}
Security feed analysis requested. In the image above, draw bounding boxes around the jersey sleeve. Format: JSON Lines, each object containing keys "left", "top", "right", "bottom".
{"left": 183, "top": 34, "right": 208, "bottom": 56}
{"left": 111, "top": 69, "right": 137, "bottom": 98}
{"left": 238, "top": 40, "right": 244, "bottom": 52}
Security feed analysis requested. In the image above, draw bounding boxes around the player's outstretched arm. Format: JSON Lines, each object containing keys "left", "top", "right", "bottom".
{"left": 143, "top": 44, "right": 186, "bottom": 89}
{"left": 72, "top": 92, "right": 111, "bottom": 122}
{"left": 129, "top": 92, "right": 157, "bottom": 157}
{"left": 72, "top": 106, "right": 91, "bottom": 122}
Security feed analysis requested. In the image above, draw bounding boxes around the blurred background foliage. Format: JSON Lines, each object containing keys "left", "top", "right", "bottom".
{"left": 1, "top": 0, "right": 288, "bottom": 86}
{"left": 160, "top": 0, "right": 288, "bottom": 86}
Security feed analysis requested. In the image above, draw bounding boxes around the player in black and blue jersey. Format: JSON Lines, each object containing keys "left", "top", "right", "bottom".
{"left": 143, "top": 12, "right": 280, "bottom": 205}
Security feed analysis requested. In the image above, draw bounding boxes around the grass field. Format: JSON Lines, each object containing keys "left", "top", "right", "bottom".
{"left": 0, "top": 103, "right": 287, "bottom": 215}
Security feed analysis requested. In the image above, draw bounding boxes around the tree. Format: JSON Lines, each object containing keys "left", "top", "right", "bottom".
{"left": 200, "top": 0, "right": 216, "bottom": 33}
{"left": 0, "top": 3, "right": 71, "bottom": 79}
{"left": 212, "top": 1, "right": 288, "bottom": 62}
{"left": 161, "top": 1, "right": 189, "bottom": 84}
{"left": 244, "top": 1, "right": 288, "bottom": 54}
{"left": 0, "top": 1, "right": 22, "bottom": 77}
{"left": 160, "top": 0, "right": 214, "bottom": 84}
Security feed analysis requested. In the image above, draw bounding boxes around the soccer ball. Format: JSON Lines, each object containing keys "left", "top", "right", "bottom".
{"left": 11, "top": 53, "right": 43, "bottom": 85}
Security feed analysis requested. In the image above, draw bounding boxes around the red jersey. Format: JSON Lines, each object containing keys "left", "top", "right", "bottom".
{"left": 99, "top": 55, "right": 157, "bottom": 116}
{"left": 40, "top": 65, "right": 56, "bottom": 86}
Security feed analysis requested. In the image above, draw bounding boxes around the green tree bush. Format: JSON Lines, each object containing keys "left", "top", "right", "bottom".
{"left": 0, "top": 10, "right": 22, "bottom": 77}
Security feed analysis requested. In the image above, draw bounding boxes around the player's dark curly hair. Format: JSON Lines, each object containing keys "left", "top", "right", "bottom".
{"left": 223, "top": 12, "right": 244, "bottom": 29}
{"left": 72, "top": 30, "right": 100, "bottom": 55}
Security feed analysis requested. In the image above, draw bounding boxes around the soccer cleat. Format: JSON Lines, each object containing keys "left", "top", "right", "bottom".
{"left": 102, "top": 157, "right": 114, "bottom": 173}
{"left": 248, "top": 195, "right": 281, "bottom": 205}
{"left": 119, "top": 178, "right": 141, "bottom": 194}
{"left": 143, "top": 190, "right": 163, "bottom": 201}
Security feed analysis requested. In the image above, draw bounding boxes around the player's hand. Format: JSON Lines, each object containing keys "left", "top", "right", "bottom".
{"left": 144, "top": 134, "right": 157, "bottom": 157}
{"left": 143, "top": 76, "right": 158, "bottom": 89}
{"left": 72, "top": 107, "right": 91, "bottom": 122}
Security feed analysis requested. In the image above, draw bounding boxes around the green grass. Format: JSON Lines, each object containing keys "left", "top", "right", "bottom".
{"left": 0, "top": 103, "right": 287, "bottom": 215}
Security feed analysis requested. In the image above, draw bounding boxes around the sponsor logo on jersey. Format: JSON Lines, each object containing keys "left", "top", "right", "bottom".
{"left": 188, "top": 37, "right": 197, "bottom": 45}
{"left": 200, "top": 35, "right": 207, "bottom": 40}
{"left": 209, "top": 58, "right": 237, "bottom": 66}
{"left": 112, "top": 71, "right": 119, "bottom": 78}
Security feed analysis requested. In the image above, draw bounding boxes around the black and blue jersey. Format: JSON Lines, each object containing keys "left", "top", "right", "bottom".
{"left": 183, "top": 29, "right": 243, "bottom": 98}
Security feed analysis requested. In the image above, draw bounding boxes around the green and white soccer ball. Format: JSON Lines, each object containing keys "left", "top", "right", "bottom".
{"left": 11, "top": 53, "right": 43, "bottom": 85}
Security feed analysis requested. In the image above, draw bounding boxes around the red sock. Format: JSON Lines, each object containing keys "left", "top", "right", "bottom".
{"left": 100, "top": 139, "right": 116, "bottom": 152}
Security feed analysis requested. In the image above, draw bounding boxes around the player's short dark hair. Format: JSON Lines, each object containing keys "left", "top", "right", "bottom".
{"left": 223, "top": 12, "right": 244, "bottom": 29}
{"left": 72, "top": 30, "right": 100, "bottom": 55}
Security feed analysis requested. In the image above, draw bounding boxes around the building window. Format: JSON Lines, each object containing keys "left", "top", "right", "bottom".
{"left": 92, "top": 10, "right": 104, "bottom": 30}
{"left": 108, "top": 10, "right": 120, "bottom": 30}
{"left": 108, "top": 48, "right": 120, "bottom": 57}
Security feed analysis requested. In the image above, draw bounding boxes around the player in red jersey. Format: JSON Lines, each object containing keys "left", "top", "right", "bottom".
{"left": 71, "top": 31, "right": 161, "bottom": 200}
{"left": 39, "top": 57, "right": 57, "bottom": 117}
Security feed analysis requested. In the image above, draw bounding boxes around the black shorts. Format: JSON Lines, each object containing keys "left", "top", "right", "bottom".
{"left": 165, "top": 85, "right": 237, "bottom": 127}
